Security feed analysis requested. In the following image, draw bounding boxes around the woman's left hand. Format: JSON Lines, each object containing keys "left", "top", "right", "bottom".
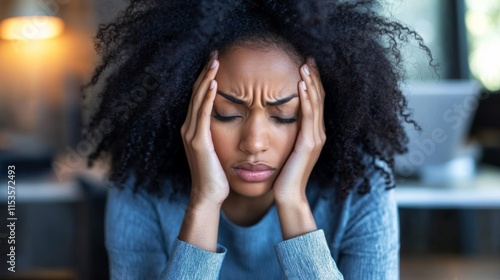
{"left": 273, "top": 58, "right": 326, "bottom": 239}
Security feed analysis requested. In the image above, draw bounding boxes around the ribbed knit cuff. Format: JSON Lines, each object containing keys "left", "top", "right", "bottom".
{"left": 274, "top": 229, "right": 343, "bottom": 279}
{"left": 162, "top": 239, "right": 226, "bottom": 279}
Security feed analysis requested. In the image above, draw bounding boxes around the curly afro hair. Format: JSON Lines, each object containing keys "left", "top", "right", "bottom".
{"left": 83, "top": 0, "right": 434, "bottom": 200}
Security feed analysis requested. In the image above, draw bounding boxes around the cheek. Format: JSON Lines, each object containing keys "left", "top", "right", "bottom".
{"left": 273, "top": 125, "right": 299, "bottom": 159}
{"left": 210, "top": 123, "right": 237, "bottom": 163}
{"left": 288, "top": 127, "right": 299, "bottom": 149}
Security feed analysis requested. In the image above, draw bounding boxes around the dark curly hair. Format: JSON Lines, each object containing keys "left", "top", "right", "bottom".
{"left": 83, "top": 0, "right": 434, "bottom": 200}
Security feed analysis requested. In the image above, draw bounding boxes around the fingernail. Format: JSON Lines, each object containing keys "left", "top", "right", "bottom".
{"left": 210, "top": 59, "right": 218, "bottom": 69}
{"left": 301, "top": 81, "right": 307, "bottom": 90}
{"left": 209, "top": 80, "right": 216, "bottom": 89}
{"left": 304, "top": 65, "right": 310, "bottom": 76}
{"left": 311, "top": 58, "right": 317, "bottom": 66}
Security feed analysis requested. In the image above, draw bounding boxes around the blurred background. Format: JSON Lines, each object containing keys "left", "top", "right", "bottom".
{"left": 0, "top": 0, "right": 499, "bottom": 279}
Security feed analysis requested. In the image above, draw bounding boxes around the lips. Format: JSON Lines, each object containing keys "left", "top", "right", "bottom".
{"left": 232, "top": 162, "right": 275, "bottom": 183}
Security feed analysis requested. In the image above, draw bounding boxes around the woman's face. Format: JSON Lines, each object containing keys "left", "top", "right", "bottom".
{"left": 211, "top": 44, "right": 302, "bottom": 198}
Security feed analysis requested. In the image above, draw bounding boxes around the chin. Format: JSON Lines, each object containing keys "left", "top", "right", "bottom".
{"left": 228, "top": 180, "right": 273, "bottom": 198}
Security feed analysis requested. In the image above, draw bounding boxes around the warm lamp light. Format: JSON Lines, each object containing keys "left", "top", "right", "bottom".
{"left": 0, "top": 0, "right": 65, "bottom": 41}
{"left": 1, "top": 16, "right": 64, "bottom": 40}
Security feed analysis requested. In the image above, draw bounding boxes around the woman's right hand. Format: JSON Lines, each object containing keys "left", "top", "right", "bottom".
{"left": 181, "top": 51, "right": 229, "bottom": 208}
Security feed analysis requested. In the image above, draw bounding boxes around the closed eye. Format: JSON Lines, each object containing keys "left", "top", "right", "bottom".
{"left": 213, "top": 113, "right": 297, "bottom": 124}
{"left": 272, "top": 116, "right": 297, "bottom": 124}
{"left": 213, "top": 113, "right": 240, "bottom": 122}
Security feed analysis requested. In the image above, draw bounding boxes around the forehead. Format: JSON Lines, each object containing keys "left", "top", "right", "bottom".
{"left": 215, "top": 45, "right": 302, "bottom": 96}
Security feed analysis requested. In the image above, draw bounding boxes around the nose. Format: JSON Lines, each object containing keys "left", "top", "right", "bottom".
{"left": 239, "top": 114, "right": 269, "bottom": 155}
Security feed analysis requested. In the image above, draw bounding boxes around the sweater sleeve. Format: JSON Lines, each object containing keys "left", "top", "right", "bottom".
{"left": 105, "top": 181, "right": 226, "bottom": 280}
{"left": 161, "top": 239, "right": 226, "bottom": 279}
{"left": 274, "top": 230, "right": 344, "bottom": 279}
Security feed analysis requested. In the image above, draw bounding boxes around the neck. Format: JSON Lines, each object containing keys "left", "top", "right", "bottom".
{"left": 222, "top": 190, "right": 275, "bottom": 227}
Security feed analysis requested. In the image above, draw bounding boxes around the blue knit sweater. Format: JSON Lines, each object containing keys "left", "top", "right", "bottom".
{"left": 105, "top": 159, "right": 399, "bottom": 279}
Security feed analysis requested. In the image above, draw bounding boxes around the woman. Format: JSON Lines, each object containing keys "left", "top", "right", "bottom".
{"left": 84, "top": 0, "right": 433, "bottom": 279}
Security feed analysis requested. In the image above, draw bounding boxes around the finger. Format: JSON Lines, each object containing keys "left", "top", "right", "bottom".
{"left": 308, "top": 58, "right": 325, "bottom": 112}
{"left": 300, "top": 62, "right": 319, "bottom": 108}
{"left": 193, "top": 50, "right": 218, "bottom": 93}
{"left": 186, "top": 58, "right": 219, "bottom": 140}
{"left": 185, "top": 51, "right": 218, "bottom": 134}
{"left": 298, "top": 79, "right": 315, "bottom": 145}
{"left": 194, "top": 79, "right": 217, "bottom": 141}
{"left": 300, "top": 63, "right": 321, "bottom": 141}
{"left": 306, "top": 57, "right": 326, "bottom": 134}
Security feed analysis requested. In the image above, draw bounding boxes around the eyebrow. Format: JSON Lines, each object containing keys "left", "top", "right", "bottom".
{"left": 217, "top": 91, "right": 298, "bottom": 106}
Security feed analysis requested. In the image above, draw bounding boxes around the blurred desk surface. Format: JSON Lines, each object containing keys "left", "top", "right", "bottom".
{"left": 0, "top": 180, "right": 82, "bottom": 203}
{"left": 0, "top": 167, "right": 107, "bottom": 203}
{"left": 395, "top": 166, "right": 500, "bottom": 208}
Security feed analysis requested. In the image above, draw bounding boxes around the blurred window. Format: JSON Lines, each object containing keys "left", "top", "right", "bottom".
{"left": 385, "top": 0, "right": 470, "bottom": 81}
{"left": 465, "top": 0, "right": 500, "bottom": 92}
